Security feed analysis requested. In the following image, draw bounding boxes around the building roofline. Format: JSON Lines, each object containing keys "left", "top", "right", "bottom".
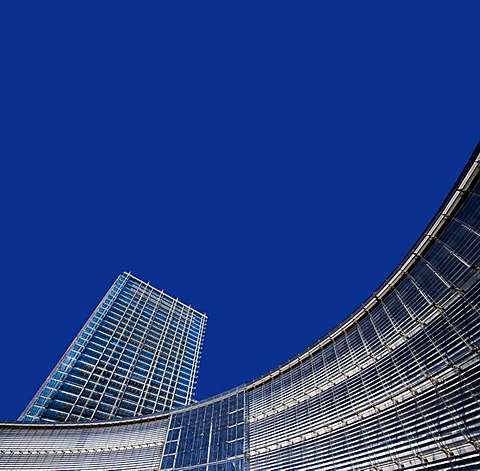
{"left": 244, "top": 140, "right": 480, "bottom": 390}
{"left": 124, "top": 272, "right": 208, "bottom": 318}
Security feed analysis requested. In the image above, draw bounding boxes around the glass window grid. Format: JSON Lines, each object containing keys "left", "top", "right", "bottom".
{"left": 21, "top": 273, "right": 207, "bottom": 423}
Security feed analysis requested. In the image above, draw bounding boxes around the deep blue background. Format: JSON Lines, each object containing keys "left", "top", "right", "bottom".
{"left": 0, "top": 2, "right": 479, "bottom": 420}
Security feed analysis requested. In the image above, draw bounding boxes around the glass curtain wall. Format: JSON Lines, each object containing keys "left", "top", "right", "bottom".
{"left": 20, "top": 273, "right": 207, "bottom": 422}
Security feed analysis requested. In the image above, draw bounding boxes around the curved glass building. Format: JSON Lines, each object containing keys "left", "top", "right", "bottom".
{"left": 1, "top": 143, "right": 480, "bottom": 470}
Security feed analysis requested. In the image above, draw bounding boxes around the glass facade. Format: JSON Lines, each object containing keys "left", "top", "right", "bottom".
{"left": 1, "top": 144, "right": 480, "bottom": 470}
{"left": 161, "top": 390, "right": 245, "bottom": 471}
{"left": 20, "top": 272, "right": 207, "bottom": 422}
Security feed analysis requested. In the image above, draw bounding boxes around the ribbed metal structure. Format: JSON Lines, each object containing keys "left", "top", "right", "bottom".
{"left": 1, "top": 144, "right": 479, "bottom": 470}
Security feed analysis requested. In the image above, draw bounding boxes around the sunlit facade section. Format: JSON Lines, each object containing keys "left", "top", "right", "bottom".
{"left": 0, "top": 416, "right": 169, "bottom": 470}
{"left": 20, "top": 273, "right": 207, "bottom": 422}
{"left": 1, "top": 143, "right": 480, "bottom": 470}
{"left": 244, "top": 146, "right": 480, "bottom": 470}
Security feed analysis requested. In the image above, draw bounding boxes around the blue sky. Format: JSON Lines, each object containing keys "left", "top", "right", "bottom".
{"left": 0, "top": 2, "right": 479, "bottom": 420}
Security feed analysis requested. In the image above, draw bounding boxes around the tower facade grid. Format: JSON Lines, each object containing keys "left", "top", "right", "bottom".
{"left": 20, "top": 272, "right": 207, "bottom": 423}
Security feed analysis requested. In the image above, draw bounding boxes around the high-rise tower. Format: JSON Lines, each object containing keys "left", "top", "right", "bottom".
{"left": 20, "top": 272, "right": 207, "bottom": 422}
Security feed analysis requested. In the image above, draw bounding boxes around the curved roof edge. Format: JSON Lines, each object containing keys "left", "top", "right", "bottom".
{"left": 244, "top": 140, "right": 480, "bottom": 390}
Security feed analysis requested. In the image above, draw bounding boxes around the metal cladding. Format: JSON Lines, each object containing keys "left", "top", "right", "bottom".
{"left": 1, "top": 144, "right": 480, "bottom": 470}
